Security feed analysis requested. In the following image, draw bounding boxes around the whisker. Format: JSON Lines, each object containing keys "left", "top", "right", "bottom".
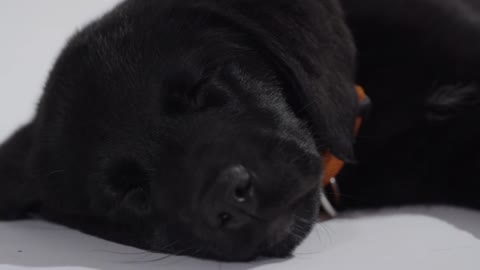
{"left": 189, "top": 247, "right": 205, "bottom": 258}
{"left": 92, "top": 249, "right": 152, "bottom": 255}
{"left": 294, "top": 250, "right": 323, "bottom": 256}
{"left": 46, "top": 169, "right": 66, "bottom": 177}
{"left": 315, "top": 226, "right": 322, "bottom": 242}
{"left": 156, "top": 239, "right": 181, "bottom": 252}
{"left": 129, "top": 254, "right": 173, "bottom": 263}
{"left": 120, "top": 239, "right": 192, "bottom": 264}
{"left": 317, "top": 223, "right": 333, "bottom": 245}
{"left": 294, "top": 215, "right": 313, "bottom": 225}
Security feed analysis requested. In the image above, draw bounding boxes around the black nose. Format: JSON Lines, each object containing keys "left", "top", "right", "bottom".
{"left": 206, "top": 165, "right": 258, "bottom": 229}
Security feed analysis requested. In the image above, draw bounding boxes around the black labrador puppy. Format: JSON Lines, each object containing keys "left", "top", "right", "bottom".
{"left": 0, "top": 0, "right": 479, "bottom": 262}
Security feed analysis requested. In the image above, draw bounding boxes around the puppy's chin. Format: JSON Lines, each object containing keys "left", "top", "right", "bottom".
{"left": 181, "top": 188, "right": 320, "bottom": 262}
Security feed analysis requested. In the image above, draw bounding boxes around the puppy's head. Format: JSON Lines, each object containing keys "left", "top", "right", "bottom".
{"left": 2, "top": 0, "right": 357, "bottom": 262}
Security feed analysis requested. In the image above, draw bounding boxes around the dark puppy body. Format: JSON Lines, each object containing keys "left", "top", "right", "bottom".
{"left": 339, "top": 0, "right": 480, "bottom": 209}
{"left": 0, "top": 0, "right": 356, "bottom": 261}
{"left": 0, "top": 0, "right": 479, "bottom": 262}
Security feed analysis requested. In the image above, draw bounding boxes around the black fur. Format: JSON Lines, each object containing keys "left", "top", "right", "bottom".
{"left": 338, "top": 0, "right": 480, "bottom": 209}
{"left": 0, "top": 0, "right": 355, "bottom": 262}
{"left": 0, "top": 0, "right": 479, "bottom": 262}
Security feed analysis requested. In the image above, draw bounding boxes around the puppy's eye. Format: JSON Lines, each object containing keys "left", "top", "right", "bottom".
{"left": 191, "top": 86, "right": 228, "bottom": 112}
{"left": 165, "top": 82, "right": 228, "bottom": 114}
{"left": 105, "top": 159, "right": 150, "bottom": 207}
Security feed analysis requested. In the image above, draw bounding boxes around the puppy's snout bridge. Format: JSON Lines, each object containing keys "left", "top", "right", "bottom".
{"left": 204, "top": 165, "right": 259, "bottom": 230}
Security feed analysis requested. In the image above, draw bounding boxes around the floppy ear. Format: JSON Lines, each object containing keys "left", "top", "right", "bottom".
{"left": 269, "top": 41, "right": 358, "bottom": 163}
{"left": 201, "top": 0, "right": 358, "bottom": 161}
{"left": 0, "top": 123, "right": 40, "bottom": 220}
{"left": 244, "top": 1, "right": 359, "bottom": 162}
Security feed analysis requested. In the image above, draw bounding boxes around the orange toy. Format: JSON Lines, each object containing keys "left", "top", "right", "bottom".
{"left": 321, "top": 85, "right": 370, "bottom": 216}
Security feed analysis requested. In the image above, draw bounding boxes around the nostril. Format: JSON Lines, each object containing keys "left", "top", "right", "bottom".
{"left": 234, "top": 177, "right": 252, "bottom": 203}
{"left": 224, "top": 165, "right": 253, "bottom": 203}
{"left": 209, "top": 165, "right": 258, "bottom": 229}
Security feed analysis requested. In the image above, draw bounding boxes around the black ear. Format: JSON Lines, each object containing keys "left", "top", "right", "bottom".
{"left": 226, "top": 1, "right": 358, "bottom": 162}
{"left": 270, "top": 40, "right": 358, "bottom": 163}
{"left": 0, "top": 123, "right": 40, "bottom": 220}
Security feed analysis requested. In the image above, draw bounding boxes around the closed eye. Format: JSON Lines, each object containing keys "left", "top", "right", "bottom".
{"left": 164, "top": 83, "right": 229, "bottom": 114}
{"left": 191, "top": 83, "right": 229, "bottom": 112}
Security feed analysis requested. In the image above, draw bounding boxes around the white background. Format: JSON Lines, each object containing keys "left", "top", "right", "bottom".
{"left": 1, "top": 1, "right": 480, "bottom": 269}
